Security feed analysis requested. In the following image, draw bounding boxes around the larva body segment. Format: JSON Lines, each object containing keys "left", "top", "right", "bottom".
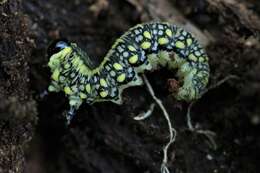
{"left": 48, "top": 22, "right": 210, "bottom": 120}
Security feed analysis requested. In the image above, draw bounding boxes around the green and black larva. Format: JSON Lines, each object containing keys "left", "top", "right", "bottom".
{"left": 47, "top": 22, "right": 210, "bottom": 123}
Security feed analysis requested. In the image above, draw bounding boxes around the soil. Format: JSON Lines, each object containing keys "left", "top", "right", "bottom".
{"left": 0, "top": 0, "right": 260, "bottom": 173}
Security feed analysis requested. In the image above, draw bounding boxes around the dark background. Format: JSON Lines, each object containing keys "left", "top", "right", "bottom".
{"left": 1, "top": 0, "right": 260, "bottom": 173}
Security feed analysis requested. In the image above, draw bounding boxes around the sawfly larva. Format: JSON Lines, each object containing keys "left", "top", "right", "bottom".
{"left": 47, "top": 22, "right": 210, "bottom": 123}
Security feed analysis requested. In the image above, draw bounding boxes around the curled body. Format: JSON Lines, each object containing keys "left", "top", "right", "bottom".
{"left": 48, "top": 22, "right": 209, "bottom": 122}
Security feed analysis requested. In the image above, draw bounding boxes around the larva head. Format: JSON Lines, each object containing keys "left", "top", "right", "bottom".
{"left": 47, "top": 39, "right": 73, "bottom": 70}
{"left": 47, "top": 39, "right": 95, "bottom": 104}
{"left": 48, "top": 39, "right": 70, "bottom": 58}
{"left": 47, "top": 39, "right": 73, "bottom": 93}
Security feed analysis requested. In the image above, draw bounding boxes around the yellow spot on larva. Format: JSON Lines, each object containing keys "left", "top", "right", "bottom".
{"left": 69, "top": 100, "right": 78, "bottom": 106}
{"left": 199, "top": 57, "right": 205, "bottom": 62}
{"left": 186, "top": 38, "right": 193, "bottom": 46}
{"left": 128, "top": 45, "right": 136, "bottom": 52}
{"left": 85, "top": 84, "right": 91, "bottom": 93}
{"left": 48, "top": 85, "right": 57, "bottom": 92}
{"left": 143, "top": 31, "right": 151, "bottom": 39}
{"left": 128, "top": 55, "right": 138, "bottom": 64}
{"left": 64, "top": 86, "right": 73, "bottom": 95}
{"left": 188, "top": 54, "right": 197, "bottom": 61}
{"left": 165, "top": 29, "right": 172, "bottom": 37}
{"left": 100, "top": 90, "right": 108, "bottom": 98}
{"left": 117, "top": 73, "right": 126, "bottom": 82}
{"left": 64, "top": 63, "right": 70, "bottom": 69}
{"left": 113, "top": 63, "right": 123, "bottom": 70}
{"left": 80, "top": 92, "right": 87, "bottom": 99}
{"left": 175, "top": 41, "right": 185, "bottom": 49}
{"left": 158, "top": 37, "right": 169, "bottom": 45}
{"left": 51, "top": 47, "right": 71, "bottom": 61}
{"left": 78, "top": 64, "right": 88, "bottom": 75}
{"left": 100, "top": 78, "right": 108, "bottom": 87}
{"left": 61, "top": 47, "right": 72, "bottom": 60}
{"left": 52, "top": 69, "right": 60, "bottom": 81}
{"left": 72, "top": 57, "right": 81, "bottom": 67}
{"left": 141, "top": 41, "right": 151, "bottom": 49}
{"left": 48, "top": 57, "right": 60, "bottom": 69}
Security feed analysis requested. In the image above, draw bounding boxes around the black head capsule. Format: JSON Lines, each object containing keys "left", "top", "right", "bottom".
{"left": 47, "top": 39, "right": 70, "bottom": 57}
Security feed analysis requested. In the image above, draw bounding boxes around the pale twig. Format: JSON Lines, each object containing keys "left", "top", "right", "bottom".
{"left": 134, "top": 103, "right": 156, "bottom": 120}
{"left": 186, "top": 75, "right": 239, "bottom": 149}
{"left": 142, "top": 74, "right": 176, "bottom": 173}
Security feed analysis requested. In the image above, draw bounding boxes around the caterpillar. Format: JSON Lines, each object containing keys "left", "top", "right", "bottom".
{"left": 47, "top": 22, "right": 210, "bottom": 123}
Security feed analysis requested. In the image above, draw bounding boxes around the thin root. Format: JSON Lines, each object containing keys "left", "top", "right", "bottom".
{"left": 142, "top": 74, "right": 176, "bottom": 173}
{"left": 134, "top": 103, "right": 156, "bottom": 120}
{"left": 186, "top": 75, "right": 239, "bottom": 149}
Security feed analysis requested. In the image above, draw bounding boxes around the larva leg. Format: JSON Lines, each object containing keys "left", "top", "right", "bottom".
{"left": 67, "top": 106, "right": 76, "bottom": 124}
